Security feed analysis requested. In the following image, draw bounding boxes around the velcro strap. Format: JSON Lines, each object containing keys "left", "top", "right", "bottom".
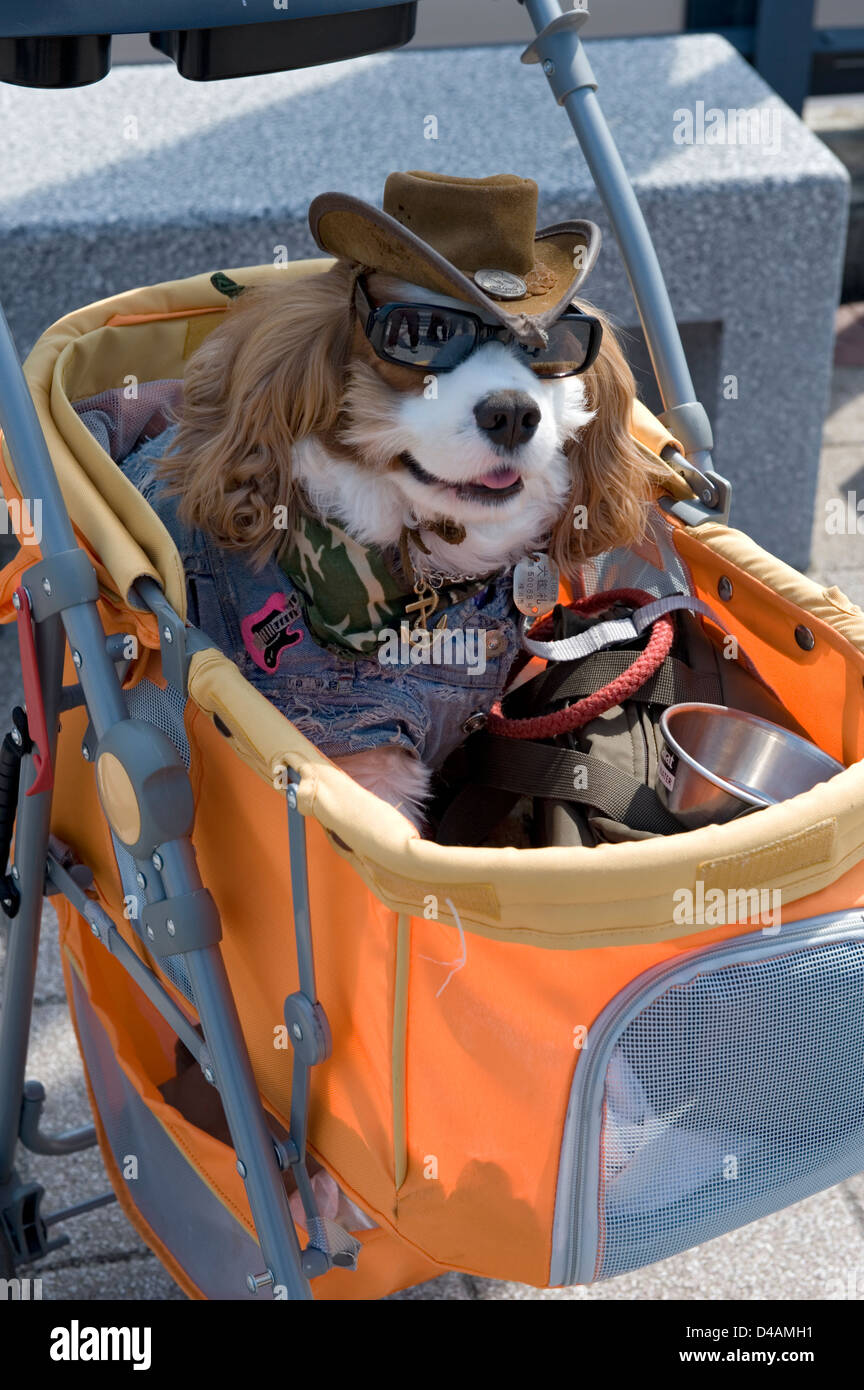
{"left": 503, "top": 648, "right": 722, "bottom": 721}
{"left": 542, "top": 649, "right": 722, "bottom": 708}
{"left": 464, "top": 736, "right": 683, "bottom": 835}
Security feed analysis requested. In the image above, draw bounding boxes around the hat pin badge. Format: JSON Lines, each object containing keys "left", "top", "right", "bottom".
{"left": 473, "top": 269, "right": 528, "bottom": 301}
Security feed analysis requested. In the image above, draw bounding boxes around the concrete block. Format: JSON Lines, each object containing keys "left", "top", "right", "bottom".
{"left": 0, "top": 34, "right": 848, "bottom": 563}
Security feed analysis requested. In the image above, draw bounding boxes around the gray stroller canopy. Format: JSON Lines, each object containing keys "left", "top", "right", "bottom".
{"left": 0, "top": 0, "right": 418, "bottom": 85}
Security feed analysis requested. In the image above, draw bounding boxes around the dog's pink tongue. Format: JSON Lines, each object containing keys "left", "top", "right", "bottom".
{"left": 475, "top": 468, "right": 521, "bottom": 490}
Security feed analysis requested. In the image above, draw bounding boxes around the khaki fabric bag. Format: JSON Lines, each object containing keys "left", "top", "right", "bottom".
{"left": 437, "top": 600, "right": 807, "bottom": 848}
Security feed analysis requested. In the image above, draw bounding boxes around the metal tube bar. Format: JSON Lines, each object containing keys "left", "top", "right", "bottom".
{"left": 522, "top": 0, "right": 715, "bottom": 472}
{"left": 0, "top": 614, "right": 65, "bottom": 1183}
{"left": 157, "top": 837, "right": 202, "bottom": 900}
{"left": 0, "top": 304, "right": 128, "bottom": 738}
{"left": 45, "top": 1191, "right": 116, "bottom": 1227}
{"left": 561, "top": 87, "right": 708, "bottom": 450}
{"left": 45, "top": 854, "right": 205, "bottom": 1065}
{"left": 184, "top": 947, "right": 312, "bottom": 1299}
{"left": 286, "top": 790, "right": 317, "bottom": 1003}
{"left": 19, "top": 1081, "right": 97, "bottom": 1156}
{"left": 61, "top": 604, "right": 129, "bottom": 739}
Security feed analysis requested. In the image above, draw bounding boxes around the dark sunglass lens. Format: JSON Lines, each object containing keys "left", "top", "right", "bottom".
{"left": 385, "top": 307, "right": 421, "bottom": 352}
{"left": 528, "top": 318, "right": 593, "bottom": 377}
{"left": 381, "top": 306, "right": 476, "bottom": 367}
{"left": 427, "top": 312, "right": 453, "bottom": 345}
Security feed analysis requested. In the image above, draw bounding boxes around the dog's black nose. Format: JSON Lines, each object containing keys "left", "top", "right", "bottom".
{"left": 473, "top": 391, "right": 541, "bottom": 450}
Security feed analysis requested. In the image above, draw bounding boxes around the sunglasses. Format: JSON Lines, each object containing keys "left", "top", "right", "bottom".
{"left": 355, "top": 276, "right": 602, "bottom": 379}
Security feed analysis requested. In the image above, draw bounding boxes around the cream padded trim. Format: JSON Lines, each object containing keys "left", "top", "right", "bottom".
{"left": 690, "top": 521, "right": 864, "bottom": 651}
{"left": 8, "top": 260, "right": 334, "bottom": 611}
{"left": 188, "top": 637, "right": 864, "bottom": 950}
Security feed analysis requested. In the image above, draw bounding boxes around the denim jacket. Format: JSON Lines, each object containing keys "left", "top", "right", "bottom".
{"left": 121, "top": 427, "right": 521, "bottom": 770}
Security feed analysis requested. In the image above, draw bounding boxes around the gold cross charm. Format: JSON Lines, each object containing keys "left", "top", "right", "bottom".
{"left": 405, "top": 581, "right": 440, "bottom": 631}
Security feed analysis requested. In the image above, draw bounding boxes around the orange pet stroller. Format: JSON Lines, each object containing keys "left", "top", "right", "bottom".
{"left": 2, "top": 1, "right": 864, "bottom": 1303}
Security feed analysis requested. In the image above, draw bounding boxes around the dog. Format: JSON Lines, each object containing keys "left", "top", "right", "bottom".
{"left": 151, "top": 172, "right": 660, "bottom": 826}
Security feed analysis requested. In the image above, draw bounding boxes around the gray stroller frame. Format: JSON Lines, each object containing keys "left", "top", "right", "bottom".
{"left": 0, "top": 0, "right": 730, "bottom": 1301}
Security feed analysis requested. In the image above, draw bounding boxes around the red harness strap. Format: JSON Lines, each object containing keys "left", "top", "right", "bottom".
{"left": 488, "top": 587, "right": 675, "bottom": 740}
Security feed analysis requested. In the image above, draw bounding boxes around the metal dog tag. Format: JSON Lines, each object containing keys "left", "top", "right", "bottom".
{"left": 513, "top": 553, "right": 560, "bottom": 617}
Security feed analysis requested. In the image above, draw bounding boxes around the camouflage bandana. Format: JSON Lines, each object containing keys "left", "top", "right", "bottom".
{"left": 279, "top": 509, "right": 489, "bottom": 657}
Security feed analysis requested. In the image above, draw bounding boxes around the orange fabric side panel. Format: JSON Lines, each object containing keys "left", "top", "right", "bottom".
{"left": 673, "top": 527, "right": 864, "bottom": 765}
{"left": 781, "top": 854, "right": 864, "bottom": 923}
{"left": 184, "top": 700, "right": 863, "bottom": 1283}
{"left": 187, "top": 703, "right": 404, "bottom": 1220}
{"left": 395, "top": 852, "right": 864, "bottom": 1279}
{"left": 393, "top": 909, "right": 809, "bottom": 1281}
{"left": 314, "top": 1228, "right": 441, "bottom": 1301}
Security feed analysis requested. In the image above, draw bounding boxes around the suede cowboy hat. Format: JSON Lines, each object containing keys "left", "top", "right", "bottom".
{"left": 309, "top": 171, "right": 601, "bottom": 348}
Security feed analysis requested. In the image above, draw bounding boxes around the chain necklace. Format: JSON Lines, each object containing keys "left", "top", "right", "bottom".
{"left": 399, "top": 523, "right": 489, "bottom": 630}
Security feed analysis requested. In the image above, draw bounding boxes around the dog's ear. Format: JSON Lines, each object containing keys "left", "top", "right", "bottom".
{"left": 549, "top": 306, "right": 665, "bottom": 580}
{"left": 161, "top": 261, "right": 356, "bottom": 567}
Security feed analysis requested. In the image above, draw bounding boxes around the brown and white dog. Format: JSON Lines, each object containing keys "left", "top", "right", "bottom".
{"left": 157, "top": 174, "right": 660, "bottom": 823}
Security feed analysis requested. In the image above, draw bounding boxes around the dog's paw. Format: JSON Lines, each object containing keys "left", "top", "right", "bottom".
{"left": 336, "top": 746, "right": 432, "bottom": 829}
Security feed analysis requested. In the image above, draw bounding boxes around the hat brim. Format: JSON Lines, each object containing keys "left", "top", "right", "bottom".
{"left": 309, "top": 192, "right": 601, "bottom": 347}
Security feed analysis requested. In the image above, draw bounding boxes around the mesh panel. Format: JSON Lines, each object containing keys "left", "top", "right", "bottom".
{"left": 593, "top": 936, "right": 864, "bottom": 1279}
{"left": 580, "top": 511, "right": 692, "bottom": 601}
{"left": 74, "top": 380, "right": 183, "bottom": 463}
{"left": 153, "top": 950, "right": 195, "bottom": 1003}
{"left": 111, "top": 680, "right": 194, "bottom": 1002}
{"left": 125, "top": 679, "right": 190, "bottom": 769}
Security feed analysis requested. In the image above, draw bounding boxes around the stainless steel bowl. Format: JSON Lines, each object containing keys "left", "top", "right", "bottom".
{"left": 657, "top": 703, "right": 845, "bottom": 830}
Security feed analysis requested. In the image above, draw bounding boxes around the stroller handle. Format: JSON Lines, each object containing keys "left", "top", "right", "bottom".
{"left": 0, "top": 0, "right": 405, "bottom": 37}
{"left": 521, "top": 0, "right": 724, "bottom": 506}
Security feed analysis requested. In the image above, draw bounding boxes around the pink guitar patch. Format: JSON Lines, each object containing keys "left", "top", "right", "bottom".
{"left": 241, "top": 592, "right": 303, "bottom": 672}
